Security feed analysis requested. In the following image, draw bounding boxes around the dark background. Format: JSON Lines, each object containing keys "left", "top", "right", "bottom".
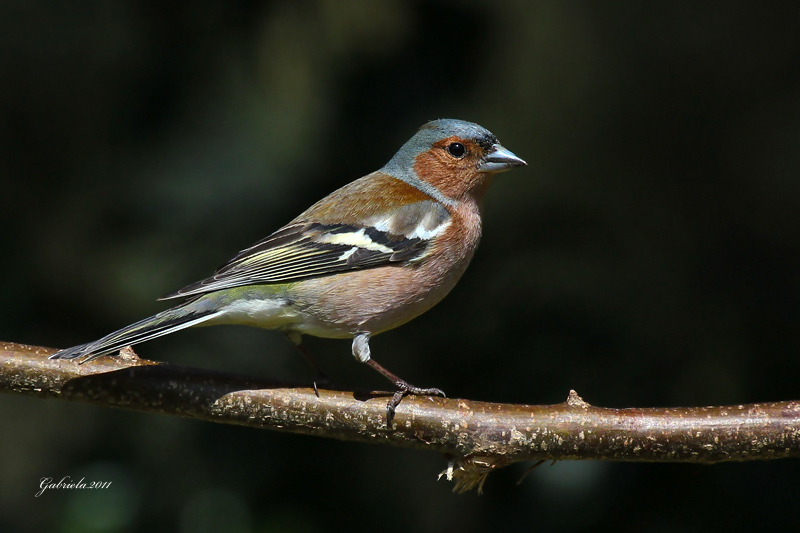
{"left": 2, "top": 1, "right": 800, "bottom": 531}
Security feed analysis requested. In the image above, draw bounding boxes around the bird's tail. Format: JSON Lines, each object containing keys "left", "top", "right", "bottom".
{"left": 49, "top": 298, "right": 224, "bottom": 364}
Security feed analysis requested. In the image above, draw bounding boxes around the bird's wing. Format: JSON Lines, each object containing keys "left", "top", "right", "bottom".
{"left": 160, "top": 199, "right": 451, "bottom": 300}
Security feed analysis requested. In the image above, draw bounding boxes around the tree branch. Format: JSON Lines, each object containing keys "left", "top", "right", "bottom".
{"left": 2, "top": 341, "right": 798, "bottom": 492}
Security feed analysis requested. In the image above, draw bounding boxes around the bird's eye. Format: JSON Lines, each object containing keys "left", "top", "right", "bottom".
{"left": 446, "top": 142, "right": 467, "bottom": 158}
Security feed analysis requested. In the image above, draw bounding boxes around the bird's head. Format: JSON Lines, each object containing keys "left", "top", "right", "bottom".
{"left": 382, "top": 119, "right": 526, "bottom": 204}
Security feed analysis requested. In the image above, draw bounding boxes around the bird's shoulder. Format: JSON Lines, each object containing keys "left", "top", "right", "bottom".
{"left": 295, "top": 171, "right": 440, "bottom": 225}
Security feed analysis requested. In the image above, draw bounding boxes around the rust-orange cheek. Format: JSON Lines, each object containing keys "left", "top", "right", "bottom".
{"left": 412, "top": 149, "right": 485, "bottom": 201}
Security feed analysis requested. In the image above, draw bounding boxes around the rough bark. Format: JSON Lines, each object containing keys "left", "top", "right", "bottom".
{"left": 2, "top": 341, "right": 798, "bottom": 492}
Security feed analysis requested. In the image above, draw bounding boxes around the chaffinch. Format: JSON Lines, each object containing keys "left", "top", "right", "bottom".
{"left": 50, "top": 119, "right": 526, "bottom": 423}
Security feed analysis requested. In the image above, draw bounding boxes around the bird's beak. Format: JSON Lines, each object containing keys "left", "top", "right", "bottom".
{"left": 478, "top": 144, "right": 527, "bottom": 173}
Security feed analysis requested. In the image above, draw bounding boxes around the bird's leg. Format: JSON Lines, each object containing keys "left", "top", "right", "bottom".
{"left": 284, "top": 331, "right": 329, "bottom": 397}
{"left": 352, "top": 332, "right": 446, "bottom": 427}
{"left": 365, "top": 358, "right": 447, "bottom": 426}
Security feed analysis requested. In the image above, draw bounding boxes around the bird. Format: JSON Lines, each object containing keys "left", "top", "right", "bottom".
{"left": 49, "top": 118, "right": 526, "bottom": 424}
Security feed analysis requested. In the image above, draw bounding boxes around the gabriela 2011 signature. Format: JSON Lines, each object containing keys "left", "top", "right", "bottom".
{"left": 36, "top": 476, "right": 112, "bottom": 497}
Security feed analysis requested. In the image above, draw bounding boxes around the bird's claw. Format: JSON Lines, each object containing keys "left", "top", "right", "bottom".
{"left": 311, "top": 371, "right": 332, "bottom": 398}
{"left": 385, "top": 384, "right": 446, "bottom": 427}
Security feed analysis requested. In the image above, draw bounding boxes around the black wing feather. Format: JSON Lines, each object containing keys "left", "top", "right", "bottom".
{"left": 160, "top": 220, "right": 434, "bottom": 300}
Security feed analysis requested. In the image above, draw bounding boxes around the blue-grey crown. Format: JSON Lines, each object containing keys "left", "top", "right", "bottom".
{"left": 383, "top": 119, "right": 497, "bottom": 175}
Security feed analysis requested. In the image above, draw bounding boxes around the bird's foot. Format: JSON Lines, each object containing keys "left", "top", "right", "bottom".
{"left": 385, "top": 382, "right": 446, "bottom": 427}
